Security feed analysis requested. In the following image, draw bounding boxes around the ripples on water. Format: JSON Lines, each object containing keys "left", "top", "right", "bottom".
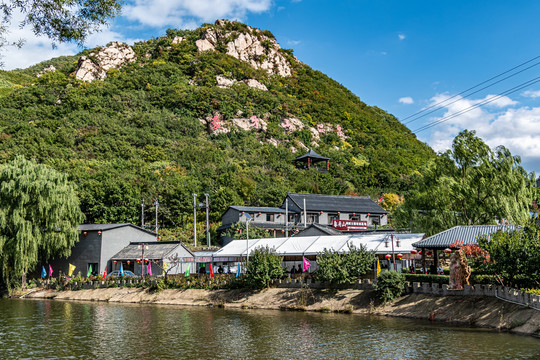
{"left": 0, "top": 299, "right": 539, "bottom": 359}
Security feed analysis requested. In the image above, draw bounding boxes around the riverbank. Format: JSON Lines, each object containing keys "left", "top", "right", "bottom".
{"left": 22, "top": 287, "right": 540, "bottom": 337}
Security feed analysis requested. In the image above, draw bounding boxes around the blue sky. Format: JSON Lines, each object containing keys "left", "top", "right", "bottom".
{"left": 5, "top": 0, "right": 540, "bottom": 174}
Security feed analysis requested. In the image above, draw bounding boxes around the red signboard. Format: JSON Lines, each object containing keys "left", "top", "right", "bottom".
{"left": 332, "top": 220, "right": 368, "bottom": 231}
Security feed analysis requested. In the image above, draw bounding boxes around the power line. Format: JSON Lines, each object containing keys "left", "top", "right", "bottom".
{"left": 401, "top": 55, "right": 540, "bottom": 125}
{"left": 414, "top": 76, "right": 540, "bottom": 133}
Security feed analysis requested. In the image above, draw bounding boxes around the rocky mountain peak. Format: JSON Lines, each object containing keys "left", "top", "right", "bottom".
{"left": 195, "top": 19, "right": 293, "bottom": 77}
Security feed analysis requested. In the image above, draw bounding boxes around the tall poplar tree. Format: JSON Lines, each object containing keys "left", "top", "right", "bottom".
{"left": 0, "top": 156, "right": 84, "bottom": 290}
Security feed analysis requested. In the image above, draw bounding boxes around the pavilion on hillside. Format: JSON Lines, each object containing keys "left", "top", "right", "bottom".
{"left": 293, "top": 148, "right": 330, "bottom": 172}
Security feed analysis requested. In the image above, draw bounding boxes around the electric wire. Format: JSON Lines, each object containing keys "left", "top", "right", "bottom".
{"left": 403, "top": 60, "right": 540, "bottom": 125}
{"left": 401, "top": 55, "right": 540, "bottom": 125}
{"left": 414, "top": 76, "right": 540, "bottom": 133}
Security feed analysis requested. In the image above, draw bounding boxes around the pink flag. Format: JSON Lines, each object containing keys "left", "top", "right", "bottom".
{"left": 147, "top": 261, "right": 152, "bottom": 276}
{"left": 303, "top": 257, "right": 311, "bottom": 272}
{"left": 48, "top": 265, "right": 53, "bottom": 277}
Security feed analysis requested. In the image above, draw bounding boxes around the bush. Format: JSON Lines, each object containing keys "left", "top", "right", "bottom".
{"left": 317, "top": 243, "right": 376, "bottom": 284}
{"left": 246, "top": 246, "right": 284, "bottom": 289}
{"left": 405, "top": 274, "right": 449, "bottom": 285}
{"left": 376, "top": 271, "right": 405, "bottom": 303}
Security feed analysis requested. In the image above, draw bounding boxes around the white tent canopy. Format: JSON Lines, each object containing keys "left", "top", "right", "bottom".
{"left": 213, "top": 233, "right": 425, "bottom": 258}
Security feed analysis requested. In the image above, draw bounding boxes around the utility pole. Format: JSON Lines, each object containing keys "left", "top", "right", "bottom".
{"left": 205, "top": 193, "right": 210, "bottom": 247}
{"left": 141, "top": 200, "right": 145, "bottom": 228}
{"left": 193, "top": 193, "right": 197, "bottom": 247}
{"left": 154, "top": 199, "right": 159, "bottom": 240}
{"left": 285, "top": 199, "right": 288, "bottom": 237}
{"left": 391, "top": 234, "right": 396, "bottom": 271}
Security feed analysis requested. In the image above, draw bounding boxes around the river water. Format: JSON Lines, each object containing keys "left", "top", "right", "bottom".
{"left": 0, "top": 299, "right": 538, "bottom": 359}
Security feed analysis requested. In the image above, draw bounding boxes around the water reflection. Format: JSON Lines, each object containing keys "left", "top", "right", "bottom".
{"left": 0, "top": 299, "right": 538, "bottom": 359}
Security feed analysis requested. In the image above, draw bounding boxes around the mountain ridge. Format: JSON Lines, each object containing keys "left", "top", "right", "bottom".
{"left": 0, "top": 19, "right": 434, "bottom": 243}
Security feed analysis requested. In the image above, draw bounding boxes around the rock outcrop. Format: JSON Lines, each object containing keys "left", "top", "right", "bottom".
{"left": 196, "top": 20, "right": 293, "bottom": 77}
{"left": 75, "top": 42, "right": 136, "bottom": 82}
{"left": 36, "top": 65, "right": 56, "bottom": 77}
{"left": 215, "top": 75, "right": 268, "bottom": 91}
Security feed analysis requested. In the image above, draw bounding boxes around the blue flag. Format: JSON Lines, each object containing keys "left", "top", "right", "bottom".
{"left": 41, "top": 266, "right": 46, "bottom": 279}
{"left": 119, "top": 262, "right": 124, "bottom": 277}
{"left": 236, "top": 263, "right": 241, "bottom": 278}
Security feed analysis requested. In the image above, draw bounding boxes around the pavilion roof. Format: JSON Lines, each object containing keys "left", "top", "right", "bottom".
{"left": 293, "top": 148, "right": 330, "bottom": 163}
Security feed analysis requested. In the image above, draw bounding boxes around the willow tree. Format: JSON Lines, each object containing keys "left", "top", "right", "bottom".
{"left": 0, "top": 156, "right": 84, "bottom": 290}
{"left": 395, "top": 130, "right": 534, "bottom": 235}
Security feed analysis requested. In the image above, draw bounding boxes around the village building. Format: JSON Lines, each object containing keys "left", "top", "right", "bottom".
{"left": 292, "top": 148, "right": 330, "bottom": 172}
{"left": 218, "top": 192, "right": 388, "bottom": 244}
{"left": 110, "top": 241, "right": 194, "bottom": 275}
{"left": 213, "top": 232, "right": 425, "bottom": 274}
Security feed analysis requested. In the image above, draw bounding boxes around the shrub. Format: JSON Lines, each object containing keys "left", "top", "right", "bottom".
{"left": 376, "top": 271, "right": 405, "bottom": 303}
{"left": 317, "top": 243, "right": 376, "bottom": 284}
{"left": 405, "top": 274, "right": 449, "bottom": 285}
{"left": 246, "top": 246, "right": 284, "bottom": 289}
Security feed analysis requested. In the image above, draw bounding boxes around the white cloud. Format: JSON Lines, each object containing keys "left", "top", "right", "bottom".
{"left": 123, "top": 0, "right": 273, "bottom": 27}
{"left": 521, "top": 89, "right": 540, "bottom": 98}
{"left": 287, "top": 40, "right": 301, "bottom": 46}
{"left": 399, "top": 96, "right": 414, "bottom": 104}
{"left": 398, "top": 33, "right": 406, "bottom": 40}
{"left": 421, "top": 93, "right": 540, "bottom": 173}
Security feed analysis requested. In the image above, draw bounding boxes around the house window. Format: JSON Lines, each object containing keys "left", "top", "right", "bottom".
{"left": 266, "top": 214, "right": 274, "bottom": 222}
{"left": 349, "top": 214, "right": 360, "bottom": 220}
{"left": 306, "top": 213, "right": 319, "bottom": 224}
{"left": 370, "top": 216, "right": 380, "bottom": 225}
{"left": 328, "top": 213, "right": 339, "bottom": 224}
{"left": 288, "top": 214, "right": 296, "bottom": 223}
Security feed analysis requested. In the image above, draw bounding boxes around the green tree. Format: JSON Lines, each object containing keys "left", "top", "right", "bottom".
{"left": 0, "top": 0, "right": 122, "bottom": 46}
{"left": 246, "top": 246, "right": 284, "bottom": 289}
{"left": 0, "top": 156, "right": 84, "bottom": 291}
{"left": 395, "top": 130, "right": 534, "bottom": 235}
{"left": 476, "top": 221, "right": 540, "bottom": 288}
{"left": 317, "top": 243, "right": 376, "bottom": 284}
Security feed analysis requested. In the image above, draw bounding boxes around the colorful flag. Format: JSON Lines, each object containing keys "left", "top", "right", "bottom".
{"left": 184, "top": 264, "right": 190, "bottom": 277}
{"left": 48, "top": 265, "right": 53, "bottom": 277}
{"left": 236, "top": 263, "right": 241, "bottom": 277}
{"left": 119, "top": 262, "right": 124, "bottom": 277}
{"left": 376, "top": 259, "right": 381, "bottom": 276}
{"left": 147, "top": 261, "right": 152, "bottom": 276}
{"left": 41, "top": 266, "right": 46, "bottom": 279}
{"left": 87, "top": 264, "right": 93, "bottom": 277}
{"left": 210, "top": 263, "right": 214, "bottom": 278}
{"left": 102, "top": 265, "right": 108, "bottom": 279}
{"left": 68, "top": 264, "right": 76, "bottom": 277}
{"left": 303, "top": 257, "right": 311, "bottom": 272}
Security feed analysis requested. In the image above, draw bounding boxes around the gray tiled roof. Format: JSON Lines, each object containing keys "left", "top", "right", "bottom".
{"left": 293, "top": 148, "right": 330, "bottom": 162}
{"left": 285, "top": 193, "right": 387, "bottom": 214}
{"left": 412, "top": 225, "right": 517, "bottom": 249}
{"left": 111, "top": 241, "right": 192, "bottom": 260}
{"left": 229, "top": 206, "right": 286, "bottom": 213}
{"left": 79, "top": 224, "right": 131, "bottom": 231}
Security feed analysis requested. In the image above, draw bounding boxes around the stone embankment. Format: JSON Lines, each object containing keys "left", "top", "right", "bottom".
{"left": 24, "top": 279, "right": 540, "bottom": 338}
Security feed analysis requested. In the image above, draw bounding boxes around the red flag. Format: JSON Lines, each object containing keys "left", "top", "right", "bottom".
{"left": 102, "top": 266, "right": 107, "bottom": 279}
{"left": 210, "top": 263, "right": 214, "bottom": 278}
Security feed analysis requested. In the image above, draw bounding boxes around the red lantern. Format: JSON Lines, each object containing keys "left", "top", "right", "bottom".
{"left": 418, "top": 250, "right": 422, "bottom": 255}
{"left": 352, "top": 213, "right": 355, "bottom": 216}
{"left": 410, "top": 249, "right": 418, "bottom": 255}
{"left": 83, "top": 231, "right": 87, "bottom": 235}
{"left": 427, "top": 251, "right": 433, "bottom": 256}
{"left": 337, "top": 212, "right": 341, "bottom": 215}
{"left": 98, "top": 231, "right": 102, "bottom": 235}
{"left": 281, "top": 230, "right": 285, "bottom": 233}
{"left": 385, "top": 254, "right": 391, "bottom": 259}
{"left": 382, "top": 214, "right": 385, "bottom": 217}
{"left": 320, "top": 211, "right": 323, "bottom": 214}
{"left": 258, "top": 212, "right": 261, "bottom": 215}
{"left": 397, "top": 253, "right": 403, "bottom": 259}
{"left": 444, "top": 248, "right": 452, "bottom": 254}
{"left": 367, "top": 213, "right": 370, "bottom": 217}
{"left": 127, "top": 261, "right": 130, "bottom": 265}
{"left": 114, "top": 261, "right": 117, "bottom": 264}
{"left": 158, "top": 236, "right": 162, "bottom": 240}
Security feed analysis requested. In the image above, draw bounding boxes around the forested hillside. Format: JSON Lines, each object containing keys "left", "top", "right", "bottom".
{"left": 0, "top": 20, "right": 434, "bottom": 244}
